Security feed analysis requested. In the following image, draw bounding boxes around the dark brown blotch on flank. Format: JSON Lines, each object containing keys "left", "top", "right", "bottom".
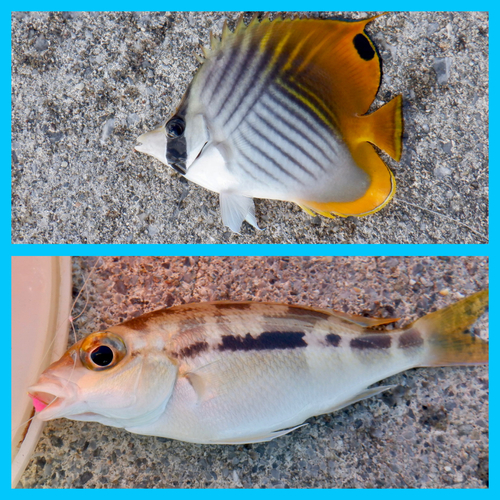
{"left": 287, "top": 306, "right": 331, "bottom": 321}
{"left": 351, "top": 335, "right": 391, "bottom": 350}
{"left": 219, "top": 331, "right": 307, "bottom": 352}
{"left": 178, "top": 341, "right": 210, "bottom": 358}
{"left": 399, "top": 329, "right": 424, "bottom": 349}
{"left": 325, "top": 333, "right": 341, "bottom": 347}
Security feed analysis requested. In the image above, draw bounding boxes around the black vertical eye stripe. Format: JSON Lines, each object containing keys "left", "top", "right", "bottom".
{"left": 166, "top": 136, "right": 187, "bottom": 175}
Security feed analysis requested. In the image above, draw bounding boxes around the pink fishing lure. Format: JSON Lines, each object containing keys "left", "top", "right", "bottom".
{"left": 30, "top": 395, "right": 48, "bottom": 413}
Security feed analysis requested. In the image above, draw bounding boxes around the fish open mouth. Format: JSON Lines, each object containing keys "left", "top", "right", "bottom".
{"left": 27, "top": 377, "right": 77, "bottom": 420}
{"left": 27, "top": 387, "right": 65, "bottom": 416}
{"left": 29, "top": 391, "right": 56, "bottom": 412}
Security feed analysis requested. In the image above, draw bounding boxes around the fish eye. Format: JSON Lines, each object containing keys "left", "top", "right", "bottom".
{"left": 166, "top": 117, "right": 185, "bottom": 138}
{"left": 90, "top": 345, "right": 114, "bottom": 367}
{"left": 80, "top": 332, "right": 127, "bottom": 371}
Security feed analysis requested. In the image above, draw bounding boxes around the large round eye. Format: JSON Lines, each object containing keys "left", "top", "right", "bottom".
{"left": 166, "top": 117, "right": 185, "bottom": 138}
{"left": 80, "top": 332, "right": 127, "bottom": 371}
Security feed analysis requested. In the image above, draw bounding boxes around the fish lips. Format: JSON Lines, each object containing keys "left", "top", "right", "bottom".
{"left": 28, "top": 375, "right": 79, "bottom": 421}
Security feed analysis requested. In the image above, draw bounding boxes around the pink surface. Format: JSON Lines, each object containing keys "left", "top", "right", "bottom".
{"left": 30, "top": 395, "right": 48, "bottom": 413}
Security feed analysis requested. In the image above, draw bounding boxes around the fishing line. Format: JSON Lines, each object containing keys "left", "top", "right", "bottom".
{"left": 393, "top": 198, "right": 488, "bottom": 242}
{"left": 59, "top": 257, "right": 104, "bottom": 404}
{"left": 14, "top": 258, "right": 103, "bottom": 435}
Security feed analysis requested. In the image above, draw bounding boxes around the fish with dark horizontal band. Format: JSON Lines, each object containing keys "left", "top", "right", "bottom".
{"left": 135, "top": 13, "right": 403, "bottom": 232}
{"left": 28, "top": 291, "right": 487, "bottom": 445}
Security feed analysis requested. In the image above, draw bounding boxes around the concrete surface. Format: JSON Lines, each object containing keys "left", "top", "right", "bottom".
{"left": 11, "top": 12, "right": 488, "bottom": 244}
{"left": 18, "top": 256, "right": 488, "bottom": 488}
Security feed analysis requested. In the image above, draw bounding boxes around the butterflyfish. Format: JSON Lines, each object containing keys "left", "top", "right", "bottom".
{"left": 135, "top": 13, "right": 404, "bottom": 233}
{"left": 29, "top": 291, "right": 487, "bottom": 445}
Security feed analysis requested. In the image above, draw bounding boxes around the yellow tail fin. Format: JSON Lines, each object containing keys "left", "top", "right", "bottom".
{"left": 363, "top": 95, "right": 403, "bottom": 161}
{"left": 413, "top": 290, "right": 488, "bottom": 367}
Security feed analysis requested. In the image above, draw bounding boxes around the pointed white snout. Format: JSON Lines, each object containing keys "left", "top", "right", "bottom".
{"left": 135, "top": 125, "right": 168, "bottom": 166}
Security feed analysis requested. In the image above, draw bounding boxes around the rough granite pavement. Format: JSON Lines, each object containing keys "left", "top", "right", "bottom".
{"left": 11, "top": 12, "right": 489, "bottom": 244}
{"left": 18, "top": 256, "right": 488, "bottom": 488}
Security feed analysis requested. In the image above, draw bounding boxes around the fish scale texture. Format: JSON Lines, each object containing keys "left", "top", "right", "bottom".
{"left": 17, "top": 256, "right": 488, "bottom": 488}
{"left": 11, "top": 11, "right": 488, "bottom": 243}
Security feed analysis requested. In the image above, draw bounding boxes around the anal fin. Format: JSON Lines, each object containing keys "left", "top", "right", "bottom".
{"left": 210, "top": 424, "right": 307, "bottom": 445}
{"left": 325, "top": 385, "right": 398, "bottom": 414}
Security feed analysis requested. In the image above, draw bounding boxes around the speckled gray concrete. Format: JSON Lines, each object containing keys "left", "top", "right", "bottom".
{"left": 18, "top": 256, "right": 488, "bottom": 488}
{"left": 11, "top": 12, "right": 488, "bottom": 244}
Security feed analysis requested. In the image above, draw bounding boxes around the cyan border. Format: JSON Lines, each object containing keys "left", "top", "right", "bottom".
{"left": 8, "top": 244, "right": 492, "bottom": 257}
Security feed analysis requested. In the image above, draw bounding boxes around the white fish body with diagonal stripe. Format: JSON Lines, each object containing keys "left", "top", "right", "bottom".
{"left": 135, "top": 15, "right": 403, "bottom": 232}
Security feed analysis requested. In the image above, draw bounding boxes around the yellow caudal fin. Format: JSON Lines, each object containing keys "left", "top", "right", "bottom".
{"left": 362, "top": 95, "right": 403, "bottom": 161}
{"left": 413, "top": 290, "right": 489, "bottom": 367}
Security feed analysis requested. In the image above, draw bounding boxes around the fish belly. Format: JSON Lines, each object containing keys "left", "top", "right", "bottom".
{"left": 125, "top": 345, "right": 416, "bottom": 444}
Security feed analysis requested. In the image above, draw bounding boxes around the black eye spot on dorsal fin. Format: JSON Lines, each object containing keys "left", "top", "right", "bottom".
{"left": 353, "top": 33, "right": 375, "bottom": 61}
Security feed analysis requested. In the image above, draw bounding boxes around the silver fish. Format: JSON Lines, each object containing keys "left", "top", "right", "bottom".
{"left": 28, "top": 291, "right": 487, "bottom": 445}
{"left": 135, "top": 14, "right": 403, "bottom": 232}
